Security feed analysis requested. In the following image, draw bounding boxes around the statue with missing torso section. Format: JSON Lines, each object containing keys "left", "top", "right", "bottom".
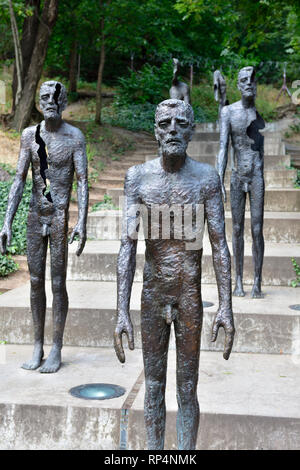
{"left": 216, "top": 67, "right": 265, "bottom": 298}
{"left": 0, "top": 81, "right": 88, "bottom": 373}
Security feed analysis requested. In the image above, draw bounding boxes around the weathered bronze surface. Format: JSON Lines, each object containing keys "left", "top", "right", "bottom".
{"left": 216, "top": 67, "right": 265, "bottom": 298}
{"left": 214, "top": 70, "right": 229, "bottom": 117}
{"left": 0, "top": 81, "right": 88, "bottom": 373}
{"left": 114, "top": 99, "right": 234, "bottom": 450}
{"left": 169, "top": 58, "right": 191, "bottom": 104}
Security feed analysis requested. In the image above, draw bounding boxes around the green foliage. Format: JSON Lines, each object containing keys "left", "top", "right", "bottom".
{"left": 294, "top": 170, "right": 300, "bottom": 189}
{"left": 0, "top": 164, "right": 31, "bottom": 256}
{"left": 0, "top": 253, "right": 18, "bottom": 277}
{"left": 91, "top": 194, "right": 119, "bottom": 211}
{"left": 291, "top": 258, "right": 300, "bottom": 287}
{"left": 102, "top": 102, "right": 157, "bottom": 133}
{"left": 116, "top": 62, "right": 173, "bottom": 106}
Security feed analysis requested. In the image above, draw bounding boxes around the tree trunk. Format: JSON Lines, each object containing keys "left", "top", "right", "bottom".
{"left": 95, "top": 22, "right": 105, "bottom": 125}
{"left": 12, "top": 0, "right": 59, "bottom": 131}
{"left": 9, "top": 0, "right": 23, "bottom": 108}
{"left": 69, "top": 39, "right": 78, "bottom": 94}
{"left": 12, "top": 0, "right": 41, "bottom": 114}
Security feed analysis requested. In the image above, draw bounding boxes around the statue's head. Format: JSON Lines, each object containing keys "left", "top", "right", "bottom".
{"left": 214, "top": 70, "right": 227, "bottom": 102}
{"left": 238, "top": 66, "right": 256, "bottom": 98}
{"left": 155, "top": 99, "right": 195, "bottom": 156}
{"left": 39, "top": 81, "right": 68, "bottom": 120}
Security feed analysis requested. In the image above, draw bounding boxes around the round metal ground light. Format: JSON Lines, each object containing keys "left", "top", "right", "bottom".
{"left": 289, "top": 305, "right": 300, "bottom": 311}
{"left": 69, "top": 383, "right": 126, "bottom": 400}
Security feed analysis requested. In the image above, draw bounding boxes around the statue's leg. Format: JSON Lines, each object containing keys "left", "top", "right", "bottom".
{"left": 174, "top": 283, "right": 202, "bottom": 450}
{"left": 230, "top": 173, "right": 246, "bottom": 297}
{"left": 249, "top": 174, "right": 264, "bottom": 298}
{"left": 22, "top": 213, "right": 48, "bottom": 370}
{"left": 40, "top": 214, "right": 68, "bottom": 373}
{"left": 141, "top": 287, "right": 171, "bottom": 450}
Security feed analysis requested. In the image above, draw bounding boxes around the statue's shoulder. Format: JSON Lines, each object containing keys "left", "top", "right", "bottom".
{"left": 187, "top": 158, "right": 220, "bottom": 187}
{"left": 21, "top": 125, "right": 36, "bottom": 140}
{"left": 62, "top": 122, "right": 85, "bottom": 141}
{"left": 126, "top": 158, "right": 159, "bottom": 180}
{"left": 228, "top": 100, "right": 242, "bottom": 113}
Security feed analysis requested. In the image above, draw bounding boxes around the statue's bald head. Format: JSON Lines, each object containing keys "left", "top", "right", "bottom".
{"left": 155, "top": 99, "right": 194, "bottom": 127}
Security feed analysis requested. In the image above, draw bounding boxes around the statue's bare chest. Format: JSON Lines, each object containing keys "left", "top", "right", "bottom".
{"left": 139, "top": 170, "right": 202, "bottom": 207}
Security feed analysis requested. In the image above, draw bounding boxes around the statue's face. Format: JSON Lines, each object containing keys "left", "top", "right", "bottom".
{"left": 155, "top": 104, "right": 193, "bottom": 158}
{"left": 39, "top": 82, "right": 65, "bottom": 120}
{"left": 220, "top": 82, "right": 226, "bottom": 95}
{"left": 238, "top": 69, "right": 256, "bottom": 98}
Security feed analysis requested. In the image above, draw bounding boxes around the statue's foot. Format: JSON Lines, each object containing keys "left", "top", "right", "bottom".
{"left": 21, "top": 344, "right": 44, "bottom": 370}
{"left": 40, "top": 345, "right": 62, "bottom": 374}
{"left": 233, "top": 285, "right": 245, "bottom": 297}
{"left": 251, "top": 284, "right": 264, "bottom": 299}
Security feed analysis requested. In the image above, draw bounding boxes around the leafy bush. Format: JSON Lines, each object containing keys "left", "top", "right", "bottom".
{"left": 291, "top": 258, "right": 300, "bottom": 287}
{"left": 0, "top": 180, "right": 32, "bottom": 256}
{"left": 102, "top": 102, "right": 157, "bottom": 133}
{"left": 0, "top": 254, "right": 18, "bottom": 277}
{"left": 116, "top": 62, "right": 173, "bottom": 106}
{"left": 91, "top": 194, "right": 119, "bottom": 211}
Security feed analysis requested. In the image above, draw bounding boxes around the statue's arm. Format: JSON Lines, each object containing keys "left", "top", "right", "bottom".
{"left": 114, "top": 167, "right": 140, "bottom": 363}
{"left": 70, "top": 131, "right": 88, "bottom": 256}
{"left": 205, "top": 171, "right": 235, "bottom": 360}
{"left": 0, "top": 128, "right": 31, "bottom": 254}
{"left": 216, "top": 106, "right": 230, "bottom": 202}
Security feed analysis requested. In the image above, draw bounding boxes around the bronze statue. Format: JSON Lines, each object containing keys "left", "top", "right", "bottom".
{"left": 216, "top": 66, "right": 265, "bottom": 298}
{"left": 0, "top": 81, "right": 88, "bottom": 373}
{"left": 114, "top": 99, "right": 234, "bottom": 450}
{"left": 169, "top": 58, "right": 191, "bottom": 104}
{"left": 213, "top": 70, "right": 229, "bottom": 117}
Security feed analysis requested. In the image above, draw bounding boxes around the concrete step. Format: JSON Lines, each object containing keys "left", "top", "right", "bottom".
{"left": 188, "top": 140, "right": 285, "bottom": 157}
{"left": 224, "top": 188, "right": 300, "bottom": 212}
{"left": 146, "top": 154, "right": 292, "bottom": 169}
{"left": 56, "top": 240, "right": 300, "bottom": 286}
{"left": 86, "top": 210, "right": 300, "bottom": 244}
{"left": 1, "top": 345, "right": 299, "bottom": 449}
{"left": 94, "top": 187, "right": 300, "bottom": 212}
{"left": 92, "top": 168, "right": 297, "bottom": 189}
{"left": 192, "top": 131, "right": 284, "bottom": 143}
{"left": 1, "top": 281, "right": 300, "bottom": 355}
{"left": 224, "top": 169, "right": 297, "bottom": 188}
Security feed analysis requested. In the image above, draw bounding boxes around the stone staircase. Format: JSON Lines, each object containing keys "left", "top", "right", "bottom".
{"left": 0, "top": 124, "right": 300, "bottom": 450}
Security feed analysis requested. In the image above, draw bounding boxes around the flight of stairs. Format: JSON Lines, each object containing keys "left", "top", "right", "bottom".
{"left": 0, "top": 125, "right": 299, "bottom": 450}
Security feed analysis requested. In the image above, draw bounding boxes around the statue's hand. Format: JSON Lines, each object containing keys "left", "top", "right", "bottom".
{"left": 0, "top": 225, "right": 12, "bottom": 255}
{"left": 211, "top": 307, "right": 235, "bottom": 360}
{"left": 221, "top": 183, "right": 227, "bottom": 203}
{"left": 69, "top": 223, "right": 86, "bottom": 256}
{"left": 114, "top": 313, "right": 134, "bottom": 363}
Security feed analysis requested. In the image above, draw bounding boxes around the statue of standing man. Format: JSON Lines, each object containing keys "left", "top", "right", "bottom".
{"left": 216, "top": 67, "right": 265, "bottom": 298}
{"left": 0, "top": 81, "right": 88, "bottom": 372}
{"left": 114, "top": 99, "right": 234, "bottom": 450}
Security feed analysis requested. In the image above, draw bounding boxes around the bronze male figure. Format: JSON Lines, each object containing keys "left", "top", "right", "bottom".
{"left": 169, "top": 58, "right": 191, "bottom": 104}
{"left": 216, "top": 67, "right": 265, "bottom": 298}
{"left": 0, "top": 81, "right": 88, "bottom": 373}
{"left": 114, "top": 99, "right": 234, "bottom": 450}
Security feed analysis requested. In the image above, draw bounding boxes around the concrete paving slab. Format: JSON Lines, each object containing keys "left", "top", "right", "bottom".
{"left": 0, "top": 345, "right": 300, "bottom": 449}
{"left": 1, "top": 282, "right": 300, "bottom": 355}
